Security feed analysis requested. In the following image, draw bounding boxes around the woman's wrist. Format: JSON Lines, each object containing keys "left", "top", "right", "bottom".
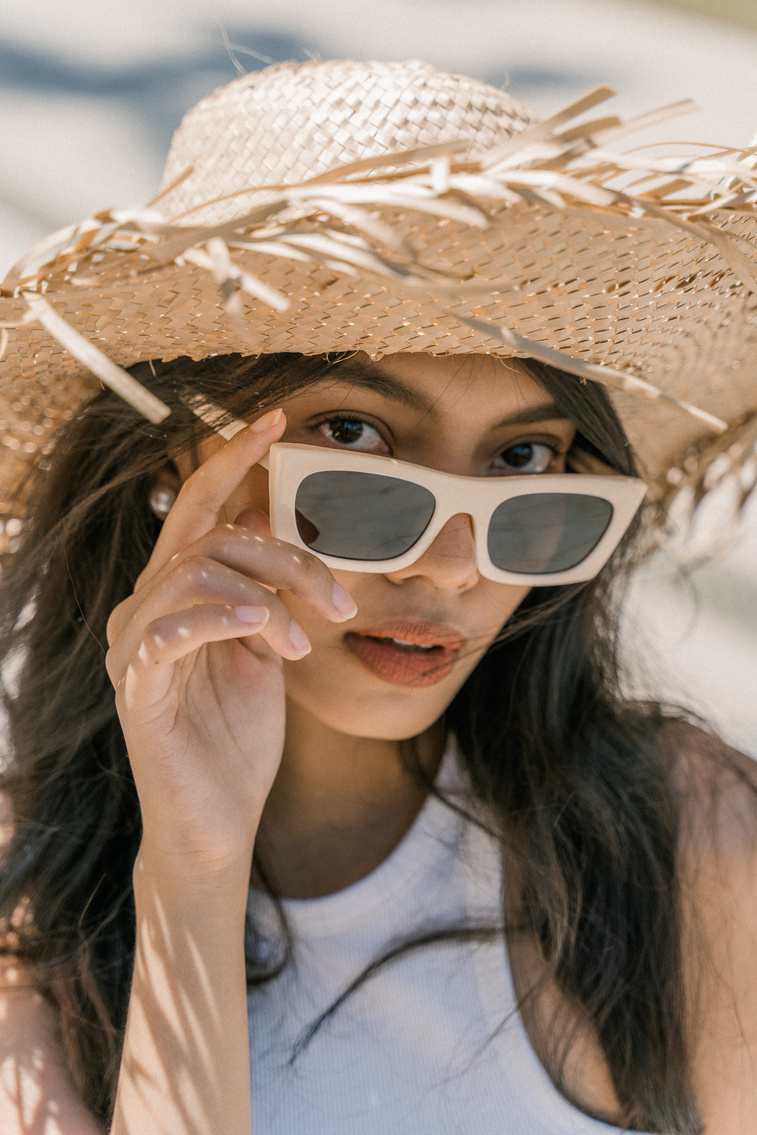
{"left": 133, "top": 838, "right": 256, "bottom": 906}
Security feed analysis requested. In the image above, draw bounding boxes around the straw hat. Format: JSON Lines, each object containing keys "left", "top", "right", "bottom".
{"left": 1, "top": 58, "right": 757, "bottom": 552}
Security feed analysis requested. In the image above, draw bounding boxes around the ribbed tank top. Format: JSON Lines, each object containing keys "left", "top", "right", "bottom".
{"left": 246, "top": 752, "right": 644, "bottom": 1134}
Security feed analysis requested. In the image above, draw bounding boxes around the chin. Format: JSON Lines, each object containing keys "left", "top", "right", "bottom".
{"left": 283, "top": 664, "right": 464, "bottom": 741}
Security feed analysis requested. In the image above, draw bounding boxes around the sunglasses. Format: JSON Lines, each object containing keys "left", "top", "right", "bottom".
{"left": 258, "top": 443, "right": 647, "bottom": 586}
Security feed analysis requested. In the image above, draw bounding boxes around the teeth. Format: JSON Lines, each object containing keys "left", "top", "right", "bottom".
{"left": 391, "top": 638, "right": 434, "bottom": 650}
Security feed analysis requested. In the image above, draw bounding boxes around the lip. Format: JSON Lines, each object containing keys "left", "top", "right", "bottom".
{"left": 344, "top": 621, "right": 466, "bottom": 689}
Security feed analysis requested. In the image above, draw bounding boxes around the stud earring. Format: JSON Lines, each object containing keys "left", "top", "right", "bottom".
{"left": 149, "top": 485, "right": 177, "bottom": 519}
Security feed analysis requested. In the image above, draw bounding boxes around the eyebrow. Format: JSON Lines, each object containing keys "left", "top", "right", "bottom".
{"left": 324, "top": 362, "right": 571, "bottom": 428}
{"left": 502, "top": 403, "right": 571, "bottom": 426}
{"left": 328, "top": 363, "right": 430, "bottom": 412}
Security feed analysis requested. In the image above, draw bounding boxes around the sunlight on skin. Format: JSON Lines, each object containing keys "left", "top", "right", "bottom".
{"left": 0, "top": 986, "right": 102, "bottom": 1135}
{"left": 114, "top": 868, "right": 252, "bottom": 1135}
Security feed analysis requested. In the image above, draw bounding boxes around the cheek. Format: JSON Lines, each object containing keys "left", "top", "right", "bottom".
{"left": 453, "top": 581, "right": 531, "bottom": 660}
{"left": 481, "top": 580, "right": 531, "bottom": 623}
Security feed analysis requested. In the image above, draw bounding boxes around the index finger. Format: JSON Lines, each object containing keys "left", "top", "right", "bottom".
{"left": 138, "top": 407, "right": 286, "bottom": 588}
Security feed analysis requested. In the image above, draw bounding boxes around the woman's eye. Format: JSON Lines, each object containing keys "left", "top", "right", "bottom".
{"left": 495, "top": 441, "right": 556, "bottom": 474}
{"left": 317, "top": 418, "right": 389, "bottom": 453}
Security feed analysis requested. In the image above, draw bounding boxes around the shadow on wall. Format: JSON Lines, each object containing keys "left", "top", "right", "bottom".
{"left": 0, "top": 31, "right": 310, "bottom": 157}
{"left": 0, "top": 30, "right": 580, "bottom": 157}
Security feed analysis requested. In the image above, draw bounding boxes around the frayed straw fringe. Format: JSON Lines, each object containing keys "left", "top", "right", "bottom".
{"left": 459, "top": 318, "right": 728, "bottom": 433}
{"left": 2, "top": 85, "right": 757, "bottom": 437}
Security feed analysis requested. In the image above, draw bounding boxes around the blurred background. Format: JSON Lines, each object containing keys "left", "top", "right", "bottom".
{"left": 1, "top": 0, "right": 756, "bottom": 753}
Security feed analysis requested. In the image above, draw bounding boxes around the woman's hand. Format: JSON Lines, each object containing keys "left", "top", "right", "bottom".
{"left": 105, "top": 409, "right": 357, "bottom": 882}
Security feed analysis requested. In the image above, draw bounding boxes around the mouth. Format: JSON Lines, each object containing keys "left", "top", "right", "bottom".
{"left": 344, "top": 621, "right": 466, "bottom": 688}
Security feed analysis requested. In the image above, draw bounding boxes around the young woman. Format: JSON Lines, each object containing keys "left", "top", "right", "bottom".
{"left": 0, "top": 59, "right": 756, "bottom": 1135}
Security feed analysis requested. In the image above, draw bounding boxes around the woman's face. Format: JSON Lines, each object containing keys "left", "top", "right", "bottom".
{"left": 197, "top": 353, "right": 577, "bottom": 741}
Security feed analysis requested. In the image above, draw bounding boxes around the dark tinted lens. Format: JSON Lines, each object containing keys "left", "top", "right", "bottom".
{"left": 295, "top": 471, "right": 435, "bottom": 560}
{"left": 488, "top": 493, "right": 613, "bottom": 574}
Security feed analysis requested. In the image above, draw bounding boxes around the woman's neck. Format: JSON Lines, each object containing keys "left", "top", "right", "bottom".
{"left": 253, "top": 704, "right": 445, "bottom": 899}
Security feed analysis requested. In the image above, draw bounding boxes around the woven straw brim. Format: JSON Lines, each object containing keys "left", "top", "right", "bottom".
{"left": 1, "top": 59, "right": 757, "bottom": 541}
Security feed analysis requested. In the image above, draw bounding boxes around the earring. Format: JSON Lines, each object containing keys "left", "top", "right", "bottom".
{"left": 149, "top": 485, "right": 177, "bottom": 519}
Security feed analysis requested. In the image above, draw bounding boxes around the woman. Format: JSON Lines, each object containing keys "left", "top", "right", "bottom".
{"left": 0, "top": 59, "right": 756, "bottom": 1135}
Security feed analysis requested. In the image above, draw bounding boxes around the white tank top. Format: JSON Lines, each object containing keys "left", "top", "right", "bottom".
{"left": 247, "top": 753, "right": 643, "bottom": 1134}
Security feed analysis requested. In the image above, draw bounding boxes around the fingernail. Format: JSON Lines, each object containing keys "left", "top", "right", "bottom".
{"left": 250, "top": 408, "right": 283, "bottom": 433}
{"left": 234, "top": 605, "right": 270, "bottom": 625}
{"left": 289, "top": 620, "right": 312, "bottom": 655}
{"left": 331, "top": 582, "right": 357, "bottom": 620}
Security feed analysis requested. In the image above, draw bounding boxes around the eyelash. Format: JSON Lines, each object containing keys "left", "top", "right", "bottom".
{"left": 313, "top": 412, "right": 387, "bottom": 445}
{"left": 316, "top": 412, "right": 376, "bottom": 429}
{"left": 311, "top": 413, "right": 564, "bottom": 471}
{"left": 492, "top": 438, "right": 563, "bottom": 473}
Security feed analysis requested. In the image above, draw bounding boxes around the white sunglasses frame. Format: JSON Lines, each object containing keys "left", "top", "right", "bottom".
{"left": 259, "top": 443, "right": 648, "bottom": 586}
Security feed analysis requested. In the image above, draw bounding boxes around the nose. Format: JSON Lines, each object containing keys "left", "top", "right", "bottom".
{"left": 385, "top": 513, "right": 480, "bottom": 592}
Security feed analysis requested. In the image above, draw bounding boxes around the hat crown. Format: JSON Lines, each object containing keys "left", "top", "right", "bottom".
{"left": 158, "top": 59, "right": 538, "bottom": 223}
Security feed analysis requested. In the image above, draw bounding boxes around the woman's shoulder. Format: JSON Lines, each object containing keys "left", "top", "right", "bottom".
{"left": 660, "top": 718, "right": 757, "bottom": 860}
{"left": 661, "top": 719, "right": 757, "bottom": 1132}
{"left": 662, "top": 717, "right": 757, "bottom": 926}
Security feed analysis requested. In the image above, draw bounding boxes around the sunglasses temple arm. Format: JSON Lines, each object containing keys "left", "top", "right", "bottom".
{"left": 179, "top": 392, "right": 270, "bottom": 468}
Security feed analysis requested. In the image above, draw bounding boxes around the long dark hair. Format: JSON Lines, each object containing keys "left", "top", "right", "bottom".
{"left": 0, "top": 352, "right": 700, "bottom": 1132}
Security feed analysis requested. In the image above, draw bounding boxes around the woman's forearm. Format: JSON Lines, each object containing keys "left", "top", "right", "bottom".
{"left": 110, "top": 853, "right": 253, "bottom": 1135}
